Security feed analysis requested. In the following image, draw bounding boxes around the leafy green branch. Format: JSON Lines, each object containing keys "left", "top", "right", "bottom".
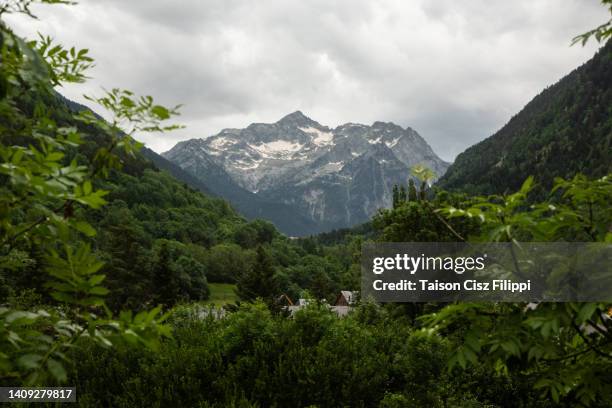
{"left": 0, "top": 0, "right": 74, "bottom": 19}
{"left": 0, "top": 1, "right": 182, "bottom": 385}
{"left": 572, "top": 0, "right": 612, "bottom": 46}
{"left": 31, "top": 34, "right": 94, "bottom": 85}
{"left": 424, "top": 174, "right": 612, "bottom": 405}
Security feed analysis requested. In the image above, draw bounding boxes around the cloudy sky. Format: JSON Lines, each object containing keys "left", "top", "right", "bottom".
{"left": 6, "top": 0, "right": 606, "bottom": 161}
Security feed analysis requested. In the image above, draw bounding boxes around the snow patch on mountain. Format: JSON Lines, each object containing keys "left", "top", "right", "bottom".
{"left": 249, "top": 140, "right": 303, "bottom": 158}
{"left": 210, "top": 137, "right": 236, "bottom": 149}
{"left": 299, "top": 126, "right": 334, "bottom": 146}
{"left": 234, "top": 158, "right": 262, "bottom": 170}
{"left": 387, "top": 137, "right": 401, "bottom": 148}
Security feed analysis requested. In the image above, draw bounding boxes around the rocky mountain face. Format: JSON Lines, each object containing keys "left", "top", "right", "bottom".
{"left": 163, "top": 112, "right": 449, "bottom": 235}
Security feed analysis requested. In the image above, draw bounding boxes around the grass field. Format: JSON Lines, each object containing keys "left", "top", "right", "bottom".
{"left": 205, "top": 283, "right": 238, "bottom": 306}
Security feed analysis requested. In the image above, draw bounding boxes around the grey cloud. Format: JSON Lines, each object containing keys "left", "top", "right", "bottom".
{"left": 4, "top": 0, "right": 606, "bottom": 161}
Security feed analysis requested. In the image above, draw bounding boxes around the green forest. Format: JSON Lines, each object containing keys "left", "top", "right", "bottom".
{"left": 1, "top": 1, "right": 612, "bottom": 407}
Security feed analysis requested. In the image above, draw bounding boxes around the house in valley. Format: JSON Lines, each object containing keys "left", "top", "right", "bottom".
{"left": 281, "top": 291, "right": 358, "bottom": 317}
{"left": 334, "top": 291, "right": 357, "bottom": 306}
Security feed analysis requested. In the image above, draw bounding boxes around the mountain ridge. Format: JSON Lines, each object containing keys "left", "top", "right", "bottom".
{"left": 437, "top": 40, "right": 612, "bottom": 194}
{"left": 163, "top": 112, "right": 449, "bottom": 234}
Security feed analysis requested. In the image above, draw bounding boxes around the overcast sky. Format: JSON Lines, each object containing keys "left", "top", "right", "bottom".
{"left": 6, "top": 0, "right": 606, "bottom": 161}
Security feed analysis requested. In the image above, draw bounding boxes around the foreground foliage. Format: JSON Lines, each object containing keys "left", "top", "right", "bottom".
{"left": 427, "top": 175, "right": 612, "bottom": 405}
{"left": 0, "top": 1, "right": 178, "bottom": 384}
{"left": 69, "top": 301, "right": 554, "bottom": 408}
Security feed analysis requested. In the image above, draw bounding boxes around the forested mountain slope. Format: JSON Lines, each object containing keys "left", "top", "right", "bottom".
{"left": 4, "top": 91, "right": 244, "bottom": 308}
{"left": 437, "top": 40, "right": 611, "bottom": 194}
{"left": 144, "top": 146, "right": 320, "bottom": 236}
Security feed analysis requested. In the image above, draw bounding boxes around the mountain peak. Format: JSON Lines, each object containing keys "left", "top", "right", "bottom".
{"left": 372, "top": 121, "right": 403, "bottom": 131}
{"left": 282, "top": 110, "right": 307, "bottom": 119}
{"left": 277, "top": 110, "right": 316, "bottom": 126}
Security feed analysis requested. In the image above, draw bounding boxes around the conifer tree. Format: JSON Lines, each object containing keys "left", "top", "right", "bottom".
{"left": 392, "top": 185, "right": 400, "bottom": 208}
{"left": 236, "top": 246, "right": 278, "bottom": 306}
{"left": 408, "top": 179, "right": 418, "bottom": 202}
{"left": 399, "top": 185, "right": 407, "bottom": 202}
{"left": 152, "top": 241, "right": 180, "bottom": 307}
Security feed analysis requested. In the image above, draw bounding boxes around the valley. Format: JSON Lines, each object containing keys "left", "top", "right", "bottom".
{"left": 1, "top": 1, "right": 611, "bottom": 406}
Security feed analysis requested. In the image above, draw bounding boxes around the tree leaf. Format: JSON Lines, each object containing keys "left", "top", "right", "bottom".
{"left": 47, "top": 359, "right": 67, "bottom": 382}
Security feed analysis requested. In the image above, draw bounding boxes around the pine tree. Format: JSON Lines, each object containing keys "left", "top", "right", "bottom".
{"left": 408, "top": 179, "right": 418, "bottom": 202}
{"left": 392, "top": 185, "right": 400, "bottom": 208}
{"left": 311, "top": 269, "right": 330, "bottom": 301}
{"left": 236, "top": 246, "right": 278, "bottom": 306}
{"left": 399, "top": 185, "right": 407, "bottom": 202}
{"left": 419, "top": 181, "right": 427, "bottom": 201}
{"left": 152, "top": 241, "right": 180, "bottom": 307}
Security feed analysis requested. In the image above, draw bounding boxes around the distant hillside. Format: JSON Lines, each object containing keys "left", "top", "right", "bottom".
{"left": 141, "top": 147, "right": 213, "bottom": 195}
{"left": 143, "top": 146, "right": 319, "bottom": 236}
{"left": 58, "top": 95, "right": 319, "bottom": 236}
{"left": 437, "top": 40, "right": 611, "bottom": 194}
